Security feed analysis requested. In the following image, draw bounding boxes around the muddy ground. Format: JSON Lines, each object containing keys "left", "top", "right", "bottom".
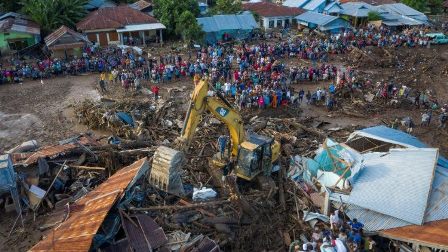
{"left": 0, "top": 44, "right": 447, "bottom": 251}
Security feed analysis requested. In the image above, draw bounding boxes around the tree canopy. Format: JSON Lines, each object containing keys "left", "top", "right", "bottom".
{"left": 175, "top": 11, "right": 204, "bottom": 43}
{"left": 367, "top": 11, "right": 381, "bottom": 21}
{"left": 401, "top": 0, "right": 427, "bottom": 12}
{"left": 20, "top": 0, "right": 88, "bottom": 34}
{"left": 211, "top": 0, "right": 242, "bottom": 15}
{"left": 153, "top": 0, "right": 200, "bottom": 38}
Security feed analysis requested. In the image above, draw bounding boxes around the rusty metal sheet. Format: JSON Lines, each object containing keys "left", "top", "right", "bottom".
{"left": 24, "top": 136, "right": 98, "bottom": 166}
{"left": 196, "top": 237, "right": 220, "bottom": 252}
{"left": 380, "top": 219, "right": 448, "bottom": 250}
{"left": 135, "top": 214, "right": 168, "bottom": 249}
{"left": 122, "top": 216, "right": 150, "bottom": 252}
{"left": 30, "top": 158, "right": 149, "bottom": 252}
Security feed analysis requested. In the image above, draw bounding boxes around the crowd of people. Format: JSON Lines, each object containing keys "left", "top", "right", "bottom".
{"left": 0, "top": 25, "right": 438, "bottom": 85}
{"left": 292, "top": 210, "right": 375, "bottom": 252}
{"left": 0, "top": 25, "right": 446, "bottom": 130}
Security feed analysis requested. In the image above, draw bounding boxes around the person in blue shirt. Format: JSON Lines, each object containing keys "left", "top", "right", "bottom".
{"left": 348, "top": 219, "right": 364, "bottom": 232}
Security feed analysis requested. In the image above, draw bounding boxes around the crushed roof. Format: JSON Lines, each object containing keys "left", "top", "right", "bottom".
{"left": 22, "top": 135, "right": 98, "bottom": 166}
{"left": 76, "top": 6, "right": 159, "bottom": 31}
{"left": 30, "top": 158, "right": 149, "bottom": 252}
{"left": 348, "top": 148, "right": 438, "bottom": 225}
{"left": 348, "top": 125, "right": 448, "bottom": 168}
{"left": 243, "top": 1, "right": 304, "bottom": 17}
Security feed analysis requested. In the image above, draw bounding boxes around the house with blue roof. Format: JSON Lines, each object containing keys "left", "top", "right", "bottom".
{"left": 197, "top": 14, "right": 259, "bottom": 44}
{"left": 295, "top": 11, "right": 351, "bottom": 33}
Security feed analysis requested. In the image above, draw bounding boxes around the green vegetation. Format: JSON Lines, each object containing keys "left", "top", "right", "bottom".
{"left": 20, "top": 0, "right": 88, "bottom": 34}
{"left": 153, "top": 0, "right": 200, "bottom": 38}
{"left": 367, "top": 11, "right": 382, "bottom": 21}
{"left": 175, "top": 11, "right": 204, "bottom": 43}
{"left": 210, "top": 0, "right": 242, "bottom": 15}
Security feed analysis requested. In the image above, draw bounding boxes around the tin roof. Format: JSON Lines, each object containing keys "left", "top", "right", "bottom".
{"left": 340, "top": 2, "right": 378, "bottom": 17}
{"left": 380, "top": 219, "right": 448, "bottom": 250}
{"left": 283, "top": 0, "right": 310, "bottom": 8}
{"left": 243, "top": 1, "right": 303, "bottom": 17}
{"left": 197, "top": 14, "right": 258, "bottom": 33}
{"left": 45, "top": 25, "right": 91, "bottom": 48}
{"left": 302, "top": 0, "right": 326, "bottom": 11}
{"left": 347, "top": 125, "right": 448, "bottom": 168}
{"left": 0, "top": 17, "right": 40, "bottom": 35}
{"left": 296, "top": 12, "right": 339, "bottom": 26}
{"left": 348, "top": 149, "right": 438, "bottom": 225}
{"left": 23, "top": 135, "right": 98, "bottom": 166}
{"left": 129, "top": 0, "right": 152, "bottom": 11}
{"left": 340, "top": 0, "right": 397, "bottom": 5}
{"left": 76, "top": 6, "right": 159, "bottom": 31}
{"left": 30, "top": 158, "right": 149, "bottom": 252}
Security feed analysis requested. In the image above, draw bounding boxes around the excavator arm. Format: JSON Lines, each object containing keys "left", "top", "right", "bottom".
{"left": 179, "top": 80, "right": 245, "bottom": 156}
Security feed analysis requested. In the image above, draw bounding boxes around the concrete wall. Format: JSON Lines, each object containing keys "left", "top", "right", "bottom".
{"left": 0, "top": 32, "right": 39, "bottom": 53}
{"left": 261, "top": 16, "right": 295, "bottom": 30}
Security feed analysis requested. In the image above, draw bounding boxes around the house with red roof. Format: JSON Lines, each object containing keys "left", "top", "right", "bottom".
{"left": 76, "top": 6, "right": 165, "bottom": 47}
{"left": 243, "top": 1, "right": 304, "bottom": 29}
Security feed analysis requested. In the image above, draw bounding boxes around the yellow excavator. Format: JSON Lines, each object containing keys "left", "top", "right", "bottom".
{"left": 149, "top": 79, "right": 280, "bottom": 194}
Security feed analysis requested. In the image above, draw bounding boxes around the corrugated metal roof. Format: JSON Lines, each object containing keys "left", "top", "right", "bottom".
{"left": 348, "top": 149, "right": 438, "bottom": 225}
{"left": 23, "top": 135, "right": 98, "bottom": 166}
{"left": 380, "top": 3, "right": 424, "bottom": 17}
{"left": 343, "top": 203, "right": 412, "bottom": 232}
{"left": 425, "top": 167, "right": 448, "bottom": 222}
{"left": 45, "top": 25, "right": 91, "bottom": 48}
{"left": 296, "top": 12, "right": 338, "bottom": 25}
{"left": 340, "top": 2, "right": 377, "bottom": 17}
{"left": 347, "top": 125, "right": 448, "bottom": 168}
{"left": 380, "top": 219, "right": 448, "bottom": 250}
{"left": 324, "top": 2, "right": 343, "bottom": 13}
{"left": 197, "top": 14, "right": 258, "bottom": 33}
{"left": 302, "top": 0, "right": 326, "bottom": 11}
{"left": 283, "top": 0, "right": 310, "bottom": 8}
{"left": 30, "top": 158, "right": 149, "bottom": 252}
{"left": 129, "top": 0, "right": 152, "bottom": 11}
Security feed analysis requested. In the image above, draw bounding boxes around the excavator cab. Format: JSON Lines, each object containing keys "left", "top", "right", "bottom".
{"left": 235, "top": 134, "right": 274, "bottom": 181}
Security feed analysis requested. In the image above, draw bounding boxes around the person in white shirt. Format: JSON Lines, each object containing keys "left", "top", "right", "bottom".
{"left": 330, "top": 210, "right": 341, "bottom": 231}
{"left": 335, "top": 238, "right": 348, "bottom": 252}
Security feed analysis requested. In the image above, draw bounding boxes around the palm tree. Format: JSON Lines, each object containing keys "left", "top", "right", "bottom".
{"left": 20, "top": 0, "right": 88, "bottom": 34}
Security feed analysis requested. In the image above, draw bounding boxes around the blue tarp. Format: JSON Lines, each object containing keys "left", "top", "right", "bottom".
{"left": 116, "top": 112, "right": 135, "bottom": 128}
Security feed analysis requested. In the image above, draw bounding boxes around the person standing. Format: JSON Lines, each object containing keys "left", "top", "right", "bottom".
{"left": 299, "top": 89, "right": 305, "bottom": 103}
{"left": 152, "top": 85, "right": 160, "bottom": 100}
{"left": 99, "top": 72, "right": 107, "bottom": 93}
{"left": 439, "top": 112, "right": 447, "bottom": 129}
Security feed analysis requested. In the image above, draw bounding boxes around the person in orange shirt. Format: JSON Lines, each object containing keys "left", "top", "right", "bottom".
{"left": 194, "top": 73, "right": 201, "bottom": 86}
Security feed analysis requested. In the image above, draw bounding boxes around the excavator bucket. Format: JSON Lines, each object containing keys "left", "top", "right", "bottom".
{"left": 149, "top": 146, "right": 185, "bottom": 196}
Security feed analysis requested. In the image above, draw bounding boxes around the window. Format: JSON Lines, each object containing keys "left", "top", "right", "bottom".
{"left": 269, "top": 20, "right": 274, "bottom": 28}
{"left": 285, "top": 19, "right": 290, "bottom": 28}
{"left": 277, "top": 19, "right": 283, "bottom": 28}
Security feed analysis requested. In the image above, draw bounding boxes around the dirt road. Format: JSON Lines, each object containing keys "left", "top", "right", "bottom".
{"left": 0, "top": 74, "right": 101, "bottom": 151}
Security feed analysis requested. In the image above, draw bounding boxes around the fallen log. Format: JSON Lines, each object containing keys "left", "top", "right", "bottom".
{"left": 129, "top": 199, "right": 230, "bottom": 211}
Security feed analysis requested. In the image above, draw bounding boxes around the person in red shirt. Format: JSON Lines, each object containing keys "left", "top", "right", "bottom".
{"left": 151, "top": 85, "right": 160, "bottom": 100}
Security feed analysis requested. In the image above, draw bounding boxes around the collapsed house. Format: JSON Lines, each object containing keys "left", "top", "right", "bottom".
{"left": 290, "top": 125, "right": 448, "bottom": 250}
